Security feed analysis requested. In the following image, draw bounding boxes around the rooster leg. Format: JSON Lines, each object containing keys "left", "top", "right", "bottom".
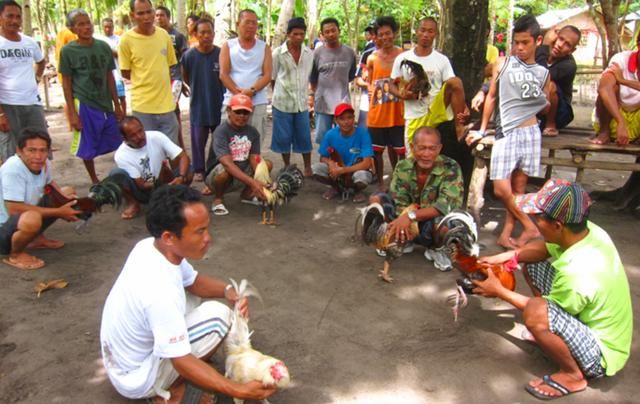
{"left": 260, "top": 208, "right": 268, "bottom": 225}
{"left": 266, "top": 209, "right": 276, "bottom": 225}
{"left": 377, "top": 260, "right": 394, "bottom": 283}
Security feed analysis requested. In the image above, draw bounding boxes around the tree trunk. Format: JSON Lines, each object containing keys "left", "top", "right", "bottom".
{"left": 177, "top": 0, "right": 186, "bottom": 35}
{"left": 22, "top": 0, "right": 32, "bottom": 35}
{"left": 587, "top": 0, "right": 608, "bottom": 68}
{"left": 214, "top": 0, "right": 232, "bottom": 46}
{"left": 273, "top": 0, "right": 295, "bottom": 48}
{"left": 307, "top": 0, "right": 318, "bottom": 46}
{"left": 599, "top": 0, "right": 622, "bottom": 63}
{"left": 505, "top": 0, "right": 515, "bottom": 56}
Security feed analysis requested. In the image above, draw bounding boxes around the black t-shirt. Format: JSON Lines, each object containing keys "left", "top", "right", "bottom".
{"left": 536, "top": 45, "right": 577, "bottom": 104}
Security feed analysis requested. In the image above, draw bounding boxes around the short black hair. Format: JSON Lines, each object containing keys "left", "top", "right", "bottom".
{"left": 364, "top": 25, "right": 374, "bottom": 34}
{"left": 118, "top": 115, "right": 142, "bottom": 138}
{"left": 129, "top": 0, "right": 152, "bottom": 13}
{"left": 156, "top": 5, "right": 170, "bottom": 19}
{"left": 320, "top": 17, "right": 339, "bottom": 32}
{"left": 17, "top": 127, "right": 51, "bottom": 149}
{"left": 559, "top": 25, "right": 581, "bottom": 44}
{"left": 413, "top": 126, "right": 442, "bottom": 144}
{"left": 0, "top": 0, "right": 21, "bottom": 14}
{"left": 146, "top": 185, "right": 203, "bottom": 239}
{"left": 287, "top": 17, "right": 306, "bottom": 34}
{"left": 513, "top": 14, "right": 541, "bottom": 38}
{"left": 419, "top": 17, "right": 438, "bottom": 28}
{"left": 238, "top": 9, "right": 257, "bottom": 22}
{"left": 102, "top": 17, "right": 114, "bottom": 24}
{"left": 194, "top": 18, "right": 214, "bottom": 33}
{"left": 374, "top": 16, "right": 398, "bottom": 35}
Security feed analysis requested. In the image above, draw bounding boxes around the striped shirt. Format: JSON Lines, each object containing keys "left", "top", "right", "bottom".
{"left": 271, "top": 41, "right": 313, "bottom": 113}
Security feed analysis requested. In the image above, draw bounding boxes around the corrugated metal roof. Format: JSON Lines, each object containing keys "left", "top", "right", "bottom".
{"left": 536, "top": 6, "right": 589, "bottom": 29}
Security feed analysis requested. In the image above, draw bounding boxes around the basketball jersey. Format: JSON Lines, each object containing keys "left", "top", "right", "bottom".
{"left": 495, "top": 56, "right": 549, "bottom": 138}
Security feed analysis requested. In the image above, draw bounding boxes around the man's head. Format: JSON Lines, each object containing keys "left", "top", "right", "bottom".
{"left": 146, "top": 185, "right": 211, "bottom": 260}
{"left": 130, "top": 0, "right": 154, "bottom": 32}
{"left": 411, "top": 126, "right": 442, "bottom": 171}
{"left": 286, "top": 17, "right": 306, "bottom": 47}
{"left": 373, "top": 16, "right": 398, "bottom": 50}
{"left": 364, "top": 25, "right": 374, "bottom": 42}
{"left": 237, "top": 9, "right": 258, "bottom": 40}
{"left": 16, "top": 127, "right": 51, "bottom": 173}
{"left": 227, "top": 93, "right": 253, "bottom": 128}
{"left": 0, "top": 0, "right": 22, "bottom": 37}
{"left": 119, "top": 116, "right": 147, "bottom": 149}
{"left": 512, "top": 14, "right": 542, "bottom": 62}
{"left": 154, "top": 6, "right": 171, "bottom": 30}
{"left": 67, "top": 9, "right": 93, "bottom": 40}
{"left": 195, "top": 18, "right": 214, "bottom": 47}
{"left": 551, "top": 25, "right": 580, "bottom": 59}
{"left": 415, "top": 17, "right": 438, "bottom": 50}
{"left": 186, "top": 13, "right": 199, "bottom": 35}
{"left": 518, "top": 179, "right": 590, "bottom": 240}
{"left": 334, "top": 103, "right": 355, "bottom": 134}
{"left": 102, "top": 17, "right": 114, "bottom": 36}
{"left": 320, "top": 17, "right": 340, "bottom": 47}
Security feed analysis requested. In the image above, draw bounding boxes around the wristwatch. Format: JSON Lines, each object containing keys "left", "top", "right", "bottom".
{"left": 407, "top": 210, "right": 417, "bottom": 222}
{"left": 250, "top": 87, "right": 257, "bottom": 96}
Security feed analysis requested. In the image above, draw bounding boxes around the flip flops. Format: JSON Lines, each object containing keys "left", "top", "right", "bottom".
{"left": 240, "top": 197, "right": 261, "bottom": 206}
{"left": 3, "top": 257, "right": 45, "bottom": 270}
{"left": 211, "top": 203, "right": 229, "bottom": 216}
{"left": 525, "top": 375, "right": 586, "bottom": 401}
{"left": 542, "top": 128, "right": 559, "bottom": 137}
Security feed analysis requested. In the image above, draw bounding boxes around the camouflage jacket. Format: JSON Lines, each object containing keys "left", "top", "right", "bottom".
{"left": 389, "top": 155, "right": 463, "bottom": 216}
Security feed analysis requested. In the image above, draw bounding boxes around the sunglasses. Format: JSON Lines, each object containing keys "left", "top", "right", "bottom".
{"left": 232, "top": 109, "right": 251, "bottom": 116}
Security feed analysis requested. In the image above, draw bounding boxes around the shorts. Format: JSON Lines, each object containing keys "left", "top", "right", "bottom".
{"left": 592, "top": 107, "right": 640, "bottom": 143}
{"left": 0, "top": 103, "right": 47, "bottom": 162}
{"left": 369, "top": 126, "right": 405, "bottom": 155}
{"left": 270, "top": 107, "right": 312, "bottom": 154}
{"left": 0, "top": 215, "right": 20, "bottom": 255}
{"left": 373, "top": 192, "right": 440, "bottom": 247}
{"left": 405, "top": 83, "right": 453, "bottom": 149}
{"left": 489, "top": 124, "right": 541, "bottom": 180}
{"left": 70, "top": 101, "right": 122, "bottom": 160}
{"left": 311, "top": 162, "right": 373, "bottom": 185}
{"left": 526, "top": 261, "right": 606, "bottom": 378}
{"left": 205, "top": 162, "right": 255, "bottom": 195}
{"left": 133, "top": 111, "right": 180, "bottom": 145}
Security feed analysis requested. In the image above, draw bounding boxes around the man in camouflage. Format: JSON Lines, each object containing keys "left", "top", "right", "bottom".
{"left": 370, "top": 126, "right": 463, "bottom": 266}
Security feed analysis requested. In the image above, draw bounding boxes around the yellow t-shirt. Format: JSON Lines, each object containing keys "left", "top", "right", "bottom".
{"left": 56, "top": 28, "right": 77, "bottom": 82}
{"left": 119, "top": 28, "right": 177, "bottom": 114}
{"left": 486, "top": 44, "right": 499, "bottom": 65}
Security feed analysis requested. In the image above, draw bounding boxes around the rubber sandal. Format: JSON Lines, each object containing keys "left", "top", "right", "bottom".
{"left": 542, "top": 128, "right": 559, "bottom": 137}
{"left": 524, "top": 375, "right": 585, "bottom": 401}
{"left": 3, "top": 257, "right": 45, "bottom": 270}
{"left": 322, "top": 188, "right": 339, "bottom": 201}
{"left": 352, "top": 192, "right": 367, "bottom": 203}
{"left": 240, "top": 197, "right": 261, "bottom": 206}
{"left": 201, "top": 186, "right": 213, "bottom": 196}
{"left": 211, "top": 203, "right": 229, "bottom": 216}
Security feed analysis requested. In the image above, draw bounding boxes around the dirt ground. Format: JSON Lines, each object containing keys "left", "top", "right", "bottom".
{"left": 0, "top": 91, "right": 638, "bottom": 404}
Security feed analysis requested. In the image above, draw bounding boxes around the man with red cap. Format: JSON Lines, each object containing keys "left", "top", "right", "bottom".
{"left": 312, "top": 102, "right": 373, "bottom": 203}
{"left": 206, "top": 93, "right": 268, "bottom": 216}
{"left": 473, "top": 179, "right": 633, "bottom": 400}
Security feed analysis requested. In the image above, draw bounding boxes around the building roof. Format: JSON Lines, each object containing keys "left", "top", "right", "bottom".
{"left": 536, "top": 6, "right": 589, "bottom": 29}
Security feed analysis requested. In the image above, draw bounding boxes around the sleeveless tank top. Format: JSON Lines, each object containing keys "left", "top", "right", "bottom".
{"left": 495, "top": 56, "right": 549, "bottom": 138}
{"left": 224, "top": 37, "right": 268, "bottom": 106}
{"left": 367, "top": 50, "right": 404, "bottom": 128}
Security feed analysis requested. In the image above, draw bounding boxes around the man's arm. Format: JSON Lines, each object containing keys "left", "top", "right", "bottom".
{"left": 35, "top": 59, "right": 45, "bottom": 81}
{"left": 252, "top": 45, "right": 272, "bottom": 93}
{"left": 609, "top": 64, "right": 640, "bottom": 92}
{"left": 6, "top": 199, "right": 80, "bottom": 222}
{"left": 218, "top": 154, "right": 266, "bottom": 199}
{"left": 168, "top": 151, "right": 191, "bottom": 185}
{"left": 61, "top": 74, "right": 81, "bottom": 131}
{"left": 480, "top": 58, "right": 502, "bottom": 131}
{"left": 106, "top": 70, "right": 123, "bottom": 120}
{"left": 219, "top": 43, "right": 242, "bottom": 95}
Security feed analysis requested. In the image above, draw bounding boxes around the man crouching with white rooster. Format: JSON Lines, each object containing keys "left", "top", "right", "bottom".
{"left": 100, "top": 185, "right": 278, "bottom": 403}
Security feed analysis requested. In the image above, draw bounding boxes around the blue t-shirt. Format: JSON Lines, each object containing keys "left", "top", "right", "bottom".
{"left": 181, "top": 46, "right": 224, "bottom": 127}
{"left": 318, "top": 126, "right": 374, "bottom": 167}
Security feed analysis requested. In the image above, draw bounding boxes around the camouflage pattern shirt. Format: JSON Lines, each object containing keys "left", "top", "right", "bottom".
{"left": 389, "top": 155, "right": 463, "bottom": 216}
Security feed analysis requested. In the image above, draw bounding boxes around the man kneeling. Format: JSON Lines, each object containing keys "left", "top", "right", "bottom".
{"left": 100, "top": 185, "right": 275, "bottom": 403}
{"left": 473, "top": 180, "right": 632, "bottom": 400}
{"left": 312, "top": 103, "right": 374, "bottom": 203}
{"left": 0, "top": 128, "right": 81, "bottom": 270}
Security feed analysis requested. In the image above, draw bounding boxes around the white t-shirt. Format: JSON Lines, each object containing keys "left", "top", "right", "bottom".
{"left": 100, "top": 237, "right": 198, "bottom": 399}
{"left": 114, "top": 131, "right": 182, "bottom": 181}
{"left": 95, "top": 33, "right": 122, "bottom": 81}
{"left": 0, "top": 155, "right": 52, "bottom": 224}
{"left": 0, "top": 33, "right": 44, "bottom": 105}
{"left": 609, "top": 51, "right": 640, "bottom": 108}
{"left": 390, "top": 48, "right": 455, "bottom": 119}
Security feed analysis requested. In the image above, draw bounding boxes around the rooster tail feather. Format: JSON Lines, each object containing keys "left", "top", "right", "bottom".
{"left": 88, "top": 177, "right": 123, "bottom": 209}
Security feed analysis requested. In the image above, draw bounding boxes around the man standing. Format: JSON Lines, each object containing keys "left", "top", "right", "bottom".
{"left": 112, "top": 116, "right": 191, "bottom": 220}
{"left": 474, "top": 180, "right": 632, "bottom": 400}
{"left": 219, "top": 9, "right": 272, "bottom": 141}
{"left": 389, "top": 17, "right": 468, "bottom": 148}
{"left": 0, "top": 0, "right": 47, "bottom": 162}
{"left": 206, "top": 94, "right": 268, "bottom": 216}
{"left": 271, "top": 17, "right": 314, "bottom": 177}
{"left": 100, "top": 185, "right": 276, "bottom": 403}
{"left": 59, "top": 9, "right": 124, "bottom": 184}
{"left": 181, "top": 18, "right": 224, "bottom": 184}
{"left": 309, "top": 17, "right": 357, "bottom": 144}
{"left": 0, "top": 128, "right": 81, "bottom": 270}
{"left": 536, "top": 26, "right": 580, "bottom": 137}
{"left": 119, "top": 0, "right": 180, "bottom": 146}
{"left": 96, "top": 17, "right": 127, "bottom": 113}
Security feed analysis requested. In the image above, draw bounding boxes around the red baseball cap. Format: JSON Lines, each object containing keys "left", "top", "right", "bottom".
{"left": 229, "top": 94, "right": 253, "bottom": 112}
{"left": 334, "top": 102, "right": 354, "bottom": 117}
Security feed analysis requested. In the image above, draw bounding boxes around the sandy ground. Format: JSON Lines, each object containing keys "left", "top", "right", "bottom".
{"left": 0, "top": 91, "right": 638, "bottom": 404}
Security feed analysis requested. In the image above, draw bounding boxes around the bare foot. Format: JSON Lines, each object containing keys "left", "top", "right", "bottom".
{"left": 304, "top": 167, "right": 313, "bottom": 177}
{"left": 589, "top": 132, "right": 610, "bottom": 145}
{"left": 3, "top": 252, "right": 45, "bottom": 270}
{"left": 378, "top": 270, "right": 394, "bottom": 283}
{"left": 514, "top": 228, "right": 541, "bottom": 247}
{"left": 527, "top": 372, "right": 587, "bottom": 399}
{"left": 121, "top": 204, "right": 140, "bottom": 220}
{"left": 376, "top": 183, "right": 388, "bottom": 193}
{"left": 28, "top": 235, "right": 64, "bottom": 249}
{"left": 496, "top": 236, "right": 518, "bottom": 250}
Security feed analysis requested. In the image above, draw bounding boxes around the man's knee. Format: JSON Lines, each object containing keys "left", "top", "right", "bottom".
{"left": 523, "top": 297, "right": 549, "bottom": 332}
{"left": 17, "top": 210, "right": 43, "bottom": 235}
{"left": 445, "top": 76, "right": 463, "bottom": 91}
{"left": 492, "top": 179, "right": 511, "bottom": 200}
{"left": 598, "top": 72, "right": 619, "bottom": 95}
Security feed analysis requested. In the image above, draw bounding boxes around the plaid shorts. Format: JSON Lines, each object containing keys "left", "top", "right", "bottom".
{"left": 490, "top": 124, "right": 541, "bottom": 180}
{"left": 526, "top": 261, "right": 605, "bottom": 379}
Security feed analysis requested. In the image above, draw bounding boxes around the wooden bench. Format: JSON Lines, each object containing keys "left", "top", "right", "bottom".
{"left": 466, "top": 128, "right": 640, "bottom": 223}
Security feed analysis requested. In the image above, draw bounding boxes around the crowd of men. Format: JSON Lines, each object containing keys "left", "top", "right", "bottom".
{"left": 0, "top": 0, "right": 635, "bottom": 402}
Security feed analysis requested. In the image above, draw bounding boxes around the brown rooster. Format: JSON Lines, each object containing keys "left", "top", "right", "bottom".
{"left": 356, "top": 202, "right": 419, "bottom": 283}
{"left": 396, "top": 59, "right": 431, "bottom": 100}
{"left": 253, "top": 158, "right": 304, "bottom": 225}
{"left": 43, "top": 179, "right": 122, "bottom": 223}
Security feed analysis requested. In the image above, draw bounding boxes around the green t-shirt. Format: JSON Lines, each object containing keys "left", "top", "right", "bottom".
{"left": 59, "top": 39, "right": 115, "bottom": 112}
{"left": 546, "top": 221, "right": 633, "bottom": 376}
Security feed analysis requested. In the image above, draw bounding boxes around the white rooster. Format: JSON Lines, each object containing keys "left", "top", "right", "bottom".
{"left": 224, "top": 279, "right": 291, "bottom": 404}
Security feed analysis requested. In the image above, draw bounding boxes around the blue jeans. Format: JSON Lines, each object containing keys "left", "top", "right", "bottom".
{"left": 314, "top": 112, "right": 335, "bottom": 144}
